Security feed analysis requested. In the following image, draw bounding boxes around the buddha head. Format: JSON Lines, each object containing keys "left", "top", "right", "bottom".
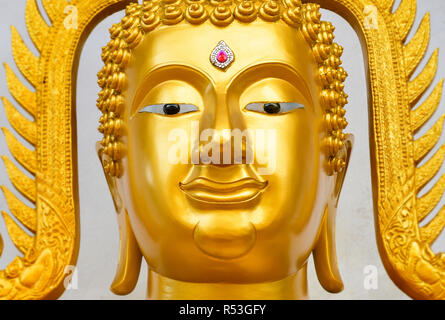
{"left": 96, "top": 0, "right": 352, "bottom": 297}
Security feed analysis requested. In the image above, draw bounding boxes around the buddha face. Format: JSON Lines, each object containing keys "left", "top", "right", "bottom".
{"left": 106, "top": 20, "right": 345, "bottom": 283}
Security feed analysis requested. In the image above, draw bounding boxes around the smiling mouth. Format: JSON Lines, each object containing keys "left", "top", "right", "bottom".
{"left": 179, "top": 177, "right": 268, "bottom": 204}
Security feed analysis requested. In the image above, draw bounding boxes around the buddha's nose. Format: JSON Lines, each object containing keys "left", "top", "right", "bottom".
{"left": 203, "top": 130, "right": 249, "bottom": 167}
{"left": 213, "top": 92, "right": 232, "bottom": 132}
{"left": 199, "top": 94, "right": 249, "bottom": 165}
{"left": 211, "top": 130, "right": 235, "bottom": 165}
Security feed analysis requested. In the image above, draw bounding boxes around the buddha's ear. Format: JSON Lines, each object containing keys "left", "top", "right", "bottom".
{"left": 313, "top": 134, "right": 353, "bottom": 293}
{"left": 313, "top": 205, "right": 344, "bottom": 293}
{"left": 96, "top": 142, "right": 142, "bottom": 295}
{"left": 96, "top": 142, "right": 123, "bottom": 213}
{"left": 332, "top": 135, "right": 353, "bottom": 207}
{"left": 110, "top": 209, "right": 142, "bottom": 295}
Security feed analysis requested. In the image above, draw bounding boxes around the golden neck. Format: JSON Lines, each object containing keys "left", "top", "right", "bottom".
{"left": 147, "top": 265, "right": 308, "bottom": 300}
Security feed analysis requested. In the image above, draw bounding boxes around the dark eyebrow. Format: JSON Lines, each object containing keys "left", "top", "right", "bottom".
{"left": 227, "top": 62, "right": 314, "bottom": 108}
{"left": 131, "top": 64, "right": 213, "bottom": 115}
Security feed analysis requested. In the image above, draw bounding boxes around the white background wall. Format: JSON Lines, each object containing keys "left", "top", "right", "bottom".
{"left": 0, "top": 0, "right": 444, "bottom": 300}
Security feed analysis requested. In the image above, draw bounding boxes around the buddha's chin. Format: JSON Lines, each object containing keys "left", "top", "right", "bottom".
{"left": 193, "top": 214, "right": 256, "bottom": 260}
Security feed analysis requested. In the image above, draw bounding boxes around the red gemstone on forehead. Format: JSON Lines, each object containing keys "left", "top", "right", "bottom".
{"left": 217, "top": 50, "right": 228, "bottom": 63}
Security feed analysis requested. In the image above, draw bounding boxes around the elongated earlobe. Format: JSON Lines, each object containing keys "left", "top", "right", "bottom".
{"left": 111, "top": 210, "right": 142, "bottom": 295}
{"left": 313, "top": 135, "right": 352, "bottom": 293}
{"left": 96, "top": 142, "right": 142, "bottom": 295}
{"left": 313, "top": 205, "right": 344, "bottom": 293}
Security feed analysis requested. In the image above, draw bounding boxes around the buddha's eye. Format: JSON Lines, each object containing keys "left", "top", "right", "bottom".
{"left": 245, "top": 102, "right": 304, "bottom": 114}
{"left": 139, "top": 103, "right": 199, "bottom": 115}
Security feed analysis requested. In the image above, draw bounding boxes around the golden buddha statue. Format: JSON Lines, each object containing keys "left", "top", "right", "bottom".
{"left": 94, "top": 0, "right": 351, "bottom": 300}
{"left": 0, "top": 0, "right": 444, "bottom": 300}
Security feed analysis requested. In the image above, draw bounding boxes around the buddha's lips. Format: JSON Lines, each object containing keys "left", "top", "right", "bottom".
{"left": 179, "top": 177, "right": 267, "bottom": 204}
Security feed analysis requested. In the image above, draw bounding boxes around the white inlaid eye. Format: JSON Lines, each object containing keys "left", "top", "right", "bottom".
{"left": 245, "top": 102, "right": 304, "bottom": 114}
{"left": 139, "top": 104, "right": 199, "bottom": 115}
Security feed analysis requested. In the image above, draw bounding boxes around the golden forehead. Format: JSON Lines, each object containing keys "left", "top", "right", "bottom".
{"left": 127, "top": 21, "right": 316, "bottom": 107}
